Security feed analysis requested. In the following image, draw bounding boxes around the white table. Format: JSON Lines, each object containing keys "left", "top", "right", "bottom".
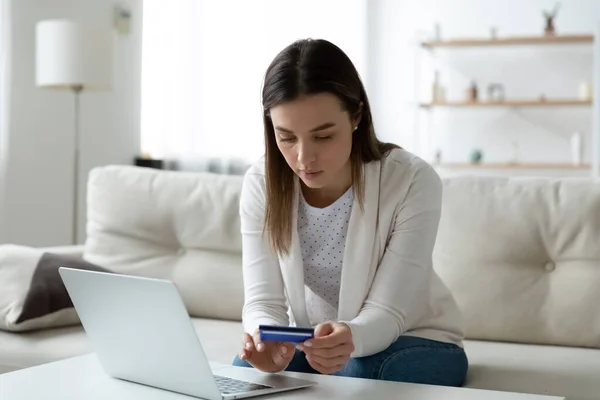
{"left": 0, "top": 354, "right": 565, "bottom": 400}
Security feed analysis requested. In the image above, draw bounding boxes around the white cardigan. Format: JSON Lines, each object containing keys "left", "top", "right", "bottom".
{"left": 239, "top": 149, "right": 465, "bottom": 358}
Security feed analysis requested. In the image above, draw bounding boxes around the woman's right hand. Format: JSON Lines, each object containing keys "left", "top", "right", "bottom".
{"left": 239, "top": 330, "right": 295, "bottom": 373}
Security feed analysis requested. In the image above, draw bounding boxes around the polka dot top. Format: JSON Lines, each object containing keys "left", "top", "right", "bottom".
{"left": 298, "top": 187, "right": 353, "bottom": 326}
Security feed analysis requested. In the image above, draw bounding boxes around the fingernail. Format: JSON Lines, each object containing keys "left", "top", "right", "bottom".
{"left": 296, "top": 344, "right": 304, "bottom": 351}
{"left": 240, "top": 353, "right": 247, "bottom": 360}
{"left": 245, "top": 342, "right": 252, "bottom": 349}
{"left": 304, "top": 341, "right": 312, "bottom": 347}
{"left": 280, "top": 346, "right": 288, "bottom": 355}
{"left": 257, "top": 343, "right": 264, "bottom": 351}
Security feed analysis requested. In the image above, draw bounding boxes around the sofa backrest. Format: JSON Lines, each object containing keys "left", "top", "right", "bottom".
{"left": 433, "top": 176, "right": 600, "bottom": 349}
{"left": 85, "top": 165, "right": 245, "bottom": 321}
{"left": 85, "top": 166, "right": 600, "bottom": 349}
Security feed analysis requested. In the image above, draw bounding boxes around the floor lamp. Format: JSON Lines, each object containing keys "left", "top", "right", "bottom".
{"left": 35, "top": 20, "right": 112, "bottom": 244}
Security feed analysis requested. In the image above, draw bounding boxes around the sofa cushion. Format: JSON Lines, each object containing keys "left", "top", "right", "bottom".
{"left": 0, "top": 245, "right": 109, "bottom": 332}
{"left": 0, "top": 318, "right": 243, "bottom": 374}
{"left": 434, "top": 176, "right": 600, "bottom": 349}
{"left": 84, "top": 166, "right": 245, "bottom": 321}
{"left": 463, "top": 339, "right": 600, "bottom": 400}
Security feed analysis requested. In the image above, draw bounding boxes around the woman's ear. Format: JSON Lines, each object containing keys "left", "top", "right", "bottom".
{"left": 352, "top": 101, "right": 364, "bottom": 129}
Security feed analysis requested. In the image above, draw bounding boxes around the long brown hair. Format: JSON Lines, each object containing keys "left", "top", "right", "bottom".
{"left": 262, "top": 39, "right": 398, "bottom": 256}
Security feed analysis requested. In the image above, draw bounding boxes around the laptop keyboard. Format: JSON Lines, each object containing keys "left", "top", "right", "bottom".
{"left": 214, "top": 375, "right": 272, "bottom": 394}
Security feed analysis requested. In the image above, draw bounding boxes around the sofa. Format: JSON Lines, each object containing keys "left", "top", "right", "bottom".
{"left": 1, "top": 164, "right": 599, "bottom": 400}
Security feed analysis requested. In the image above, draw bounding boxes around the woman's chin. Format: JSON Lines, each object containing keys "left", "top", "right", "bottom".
{"left": 300, "top": 179, "right": 325, "bottom": 189}
{"left": 298, "top": 171, "right": 326, "bottom": 188}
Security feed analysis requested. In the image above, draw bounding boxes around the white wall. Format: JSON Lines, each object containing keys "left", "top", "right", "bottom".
{"left": 368, "top": 0, "right": 598, "bottom": 176}
{"left": 2, "top": 0, "right": 141, "bottom": 246}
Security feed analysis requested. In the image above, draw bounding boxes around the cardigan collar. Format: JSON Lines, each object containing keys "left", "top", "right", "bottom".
{"left": 277, "top": 160, "right": 382, "bottom": 327}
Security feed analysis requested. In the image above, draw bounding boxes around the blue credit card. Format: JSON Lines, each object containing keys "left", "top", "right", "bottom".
{"left": 259, "top": 325, "right": 315, "bottom": 343}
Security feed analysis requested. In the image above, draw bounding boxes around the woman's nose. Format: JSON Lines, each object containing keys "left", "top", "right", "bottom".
{"left": 297, "top": 142, "right": 316, "bottom": 166}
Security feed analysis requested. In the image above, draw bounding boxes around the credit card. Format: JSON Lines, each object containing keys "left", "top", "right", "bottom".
{"left": 259, "top": 325, "right": 315, "bottom": 343}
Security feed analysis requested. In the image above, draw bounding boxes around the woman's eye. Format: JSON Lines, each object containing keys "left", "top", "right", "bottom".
{"left": 316, "top": 136, "right": 332, "bottom": 140}
{"left": 279, "top": 137, "right": 294, "bottom": 142}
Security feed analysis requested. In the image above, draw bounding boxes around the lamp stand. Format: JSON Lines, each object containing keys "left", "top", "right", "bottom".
{"left": 72, "top": 84, "right": 83, "bottom": 244}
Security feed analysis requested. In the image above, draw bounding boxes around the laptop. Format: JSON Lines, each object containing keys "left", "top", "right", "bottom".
{"left": 58, "top": 267, "right": 316, "bottom": 400}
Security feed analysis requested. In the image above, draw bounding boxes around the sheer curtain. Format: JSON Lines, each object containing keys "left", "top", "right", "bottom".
{"left": 0, "top": 0, "right": 10, "bottom": 242}
{"left": 141, "top": 0, "right": 367, "bottom": 163}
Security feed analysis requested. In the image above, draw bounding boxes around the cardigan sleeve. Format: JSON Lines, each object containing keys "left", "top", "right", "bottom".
{"left": 239, "top": 169, "right": 290, "bottom": 333}
{"left": 340, "top": 164, "right": 443, "bottom": 357}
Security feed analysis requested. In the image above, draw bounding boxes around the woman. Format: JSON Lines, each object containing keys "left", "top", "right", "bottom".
{"left": 233, "top": 38, "right": 468, "bottom": 386}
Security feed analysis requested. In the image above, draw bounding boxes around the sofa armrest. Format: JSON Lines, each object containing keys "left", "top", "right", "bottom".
{"left": 36, "top": 245, "right": 85, "bottom": 259}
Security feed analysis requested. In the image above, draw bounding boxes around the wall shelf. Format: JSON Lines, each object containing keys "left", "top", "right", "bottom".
{"left": 421, "top": 34, "right": 594, "bottom": 48}
{"left": 434, "top": 162, "right": 591, "bottom": 170}
{"left": 415, "top": 27, "right": 599, "bottom": 178}
{"left": 419, "top": 99, "right": 593, "bottom": 108}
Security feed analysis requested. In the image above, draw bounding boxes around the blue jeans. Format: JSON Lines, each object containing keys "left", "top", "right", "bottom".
{"left": 233, "top": 336, "right": 468, "bottom": 386}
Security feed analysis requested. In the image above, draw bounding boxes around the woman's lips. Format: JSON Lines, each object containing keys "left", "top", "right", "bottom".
{"left": 300, "top": 170, "right": 323, "bottom": 180}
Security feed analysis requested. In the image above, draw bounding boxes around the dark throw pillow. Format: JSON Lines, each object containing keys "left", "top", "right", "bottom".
{"left": 16, "top": 252, "right": 111, "bottom": 324}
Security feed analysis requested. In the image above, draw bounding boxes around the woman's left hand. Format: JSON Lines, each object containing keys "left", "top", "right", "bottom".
{"left": 297, "top": 321, "right": 354, "bottom": 375}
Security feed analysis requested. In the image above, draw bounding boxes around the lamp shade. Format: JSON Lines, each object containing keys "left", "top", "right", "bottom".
{"left": 36, "top": 19, "right": 113, "bottom": 90}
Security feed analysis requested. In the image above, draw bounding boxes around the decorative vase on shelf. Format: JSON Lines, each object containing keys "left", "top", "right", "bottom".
{"left": 579, "top": 82, "right": 592, "bottom": 101}
{"left": 487, "top": 83, "right": 505, "bottom": 102}
{"left": 432, "top": 70, "right": 443, "bottom": 103}
{"left": 466, "top": 81, "right": 478, "bottom": 103}
{"left": 433, "top": 22, "right": 441, "bottom": 41}
{"left": 510, "top": 141, "right": 519, "bottom": 164}
{"left": 570, "top": 131, "right": 583, "bottom": 166}
{"left": 434, "top": 149, "right": 442, "bottom": 165}
{"left": 543, "top": 3, "right": 561, "bottom": 36}
{"left": 436, "top": 85, "right": 447, "bottom": 103}
{"left": 470, "top": 149, "right": 483, "bottom": 164}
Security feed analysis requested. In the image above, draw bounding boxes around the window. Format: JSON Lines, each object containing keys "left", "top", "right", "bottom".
{"left": 141, "top": 0, "right": 367, "bottom": 162}
{"left": 0, "top": 0, "right": 10, "bottom": 241}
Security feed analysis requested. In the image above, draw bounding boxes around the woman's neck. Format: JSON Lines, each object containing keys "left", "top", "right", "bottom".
{"left": 301, "top": 164, "right": 352, "bottom": 208}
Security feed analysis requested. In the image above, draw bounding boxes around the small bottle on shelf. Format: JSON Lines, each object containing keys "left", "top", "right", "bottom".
{"left": 432, "top": 70, "right": 440, "bottom": 103}
{"left": 570, "top": 131, "right": 583, "bottom": 166}
{"left": 510, "top": 141, "right": 519, "bottom": 164}
{"left": 467, "top": 81, "right": 478, "bottom": 103}
{"left": 431, "top": 71, "right": 447, "bottom": 104}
